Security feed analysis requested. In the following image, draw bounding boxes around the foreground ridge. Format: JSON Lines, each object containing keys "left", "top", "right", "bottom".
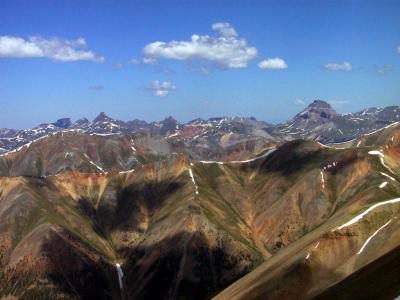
{"left": 0, "top": 122, "right": 399, "bottom": 299}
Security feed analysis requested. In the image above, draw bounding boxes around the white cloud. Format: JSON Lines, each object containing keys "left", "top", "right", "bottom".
{"left": 154, "top": 90, "right": 169, "bottom": 97}
{"left": 211, "top": 22, "right": 237, "bottom": 37}
{"left": 142, "top": 57, "right": 157, "bottom": 65}
{"left": 148, "top": 80, "right": 176, "bottom": 97}
{"left": 397, "top": 46, "right": 400, "bottom": 54}
{"left": 0, "top": 36, "right": 104, "bottom": 62}
{"left": 293, "top": 99, "right": 305, "bottom": 105}
{"left": 143, "top": 22, "right": 257, "bottom": 69}
{"left": 324, "top": 62, "right": 352, "bottom": 71}
{"left": 258, "top": 58, "right": 288, "bottom": 70}
{"left": 0, "top": 36, "right": 42, "bottom": 57}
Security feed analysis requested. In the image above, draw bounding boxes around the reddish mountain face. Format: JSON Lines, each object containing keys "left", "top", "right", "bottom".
{"left": 0, "top": 123, "right": 399, "bottom": 300}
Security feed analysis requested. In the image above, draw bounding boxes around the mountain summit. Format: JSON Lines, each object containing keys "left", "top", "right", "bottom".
{"left": 278, "top": 100, "right": 339, "bottom": 140}
{"left": 52, "top": 118, "right": 72, "bottom": 129}
{"left": 93, "top": 112, "right": 113, "bottom": 123}
{"left": 297, "top": 100, "right": 337, "bottom": 120}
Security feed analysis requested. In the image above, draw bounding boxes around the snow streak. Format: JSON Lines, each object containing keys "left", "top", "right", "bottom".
{"left": 115, "top": 263, "right": 124, "bottom": 289}
{"left": 357, "top": 219, "right": 394, "bottom": 254}
{"left": 334, "top": 198, "right": 400, "bottom": 230}
{"left": 188, "top": 168, "right": 199, "bottom": 195}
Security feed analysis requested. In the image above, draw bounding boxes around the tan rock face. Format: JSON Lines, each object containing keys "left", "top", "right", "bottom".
{"left": 0, "top": 124, "right": 399, "bottom": 299}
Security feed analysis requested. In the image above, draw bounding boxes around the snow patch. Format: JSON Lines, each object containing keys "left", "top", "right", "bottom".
{"left": 130, "top": 139, "right": 137, "bottom": 151}
{"left": 188, "top": 168, "right": 199, "bottom": 195}
{"left": 200, "top": 160, "right": 224, "bottom": 165}
{"left": 380, "top": 172, "right": 396, "bottom": 182}
{"left": 368, "top": 149, "right": 395, "bottom": 174}
{"left": 357, "top": 219, "right": 394, "bottom": 254}
{"left": 333, "top": 198, "right": 400, "bottom": 230}
{"left": 119, "top": 169, "right": 134, "bottom": 174}
{"left": 320, "top": 161, "right": 339, "bottom": 189}
{"left": 230, "top": 149, "right": 276, "bottom": 163}
{"left": 115, "top": 263, "right": 124, "bottom": 289}
{"left": 368, "top": 150, "right": 384, "bottom": 158}
{"left": 379, "top": 181, "right": 388, "bottom": 189}
{"left": 363, "top": 122, "right": 399, "bottom": 137}
{"left": 84, "top": 153, "right": 105, "bottom": 173}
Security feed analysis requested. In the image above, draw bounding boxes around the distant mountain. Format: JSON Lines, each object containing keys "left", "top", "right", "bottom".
{"left": 279, "top": 100, "right": 400, "bottom": 143}
{"left": 0, "top": 113, "right": 282, "bottom": 160}
{"left": 0, "top": 100, "right": 399, "bottom": 158}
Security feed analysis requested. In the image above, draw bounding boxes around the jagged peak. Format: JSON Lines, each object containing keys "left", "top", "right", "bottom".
{"left": 93, "top": 112, "right": 113, "bottom": 123}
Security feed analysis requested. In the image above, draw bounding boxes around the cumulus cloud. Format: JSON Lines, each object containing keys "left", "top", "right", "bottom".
{"left": 258, "top": 58, "right": 288, "bottom": 70}
{"left": 143, "top": 22, "right": 257, "bottom": 69}
{"left": 293, "top": 99, "right": 305, "bottom": 105}
{"left": 147, "top": 80, "right": 176, "bottom": 97}
{"left": 0, "top": 36, "right": 104, "bottom": 62}
{"left": 324, "top": 62, "right": 352, "bottom": 71}
{"left": 211, "top": 22, "right": 237, "bottom": 37}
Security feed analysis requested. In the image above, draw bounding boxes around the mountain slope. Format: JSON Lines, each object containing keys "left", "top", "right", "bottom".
{"left": 0, "top": 131, "right": 181, "bottom": 177}
{"left": 213, "top": 125, "right": 400, "bottom": 300}
{"left": 1, "top": 122, "right": 399, "bottom": 299}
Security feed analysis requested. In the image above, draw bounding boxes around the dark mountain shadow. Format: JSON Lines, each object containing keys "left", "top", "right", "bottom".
{"left": 39, "top": 229, "right": 119, "bottom": 300}
{"left": 237, "top": 140, "right": 328, "bottom": 176}
{"left": 76, "top": 177, "right": 185, "bottom": 239}
{"left": 122, "top": 231, "right": 257, "bottom": 300}
{"left": 239, "top": 140, "right": 359, "bottom": 179}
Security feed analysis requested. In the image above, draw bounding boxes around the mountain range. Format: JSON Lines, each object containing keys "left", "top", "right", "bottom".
{"left": 1, "top": 100, "right": 399, "bottom": 160}
{"left": 0, "top": 100, "right": 399, "bottom": 300}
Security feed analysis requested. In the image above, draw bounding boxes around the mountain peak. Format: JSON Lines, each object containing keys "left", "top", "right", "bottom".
{"left": 308, "top": 99, "right": 332, "bottom": 109}
{"left": 299, "top": 100, "right": 337, "bottom": 118}
{"left": 52, "top": 118, "right": 72, "bottom": 129}
{"left": 93, "top": 112, "right": 113, "bottom": 123}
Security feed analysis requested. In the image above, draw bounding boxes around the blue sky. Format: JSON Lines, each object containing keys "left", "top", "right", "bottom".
{"left": 0, "top": 0, "right": 399, "bottom": 129}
